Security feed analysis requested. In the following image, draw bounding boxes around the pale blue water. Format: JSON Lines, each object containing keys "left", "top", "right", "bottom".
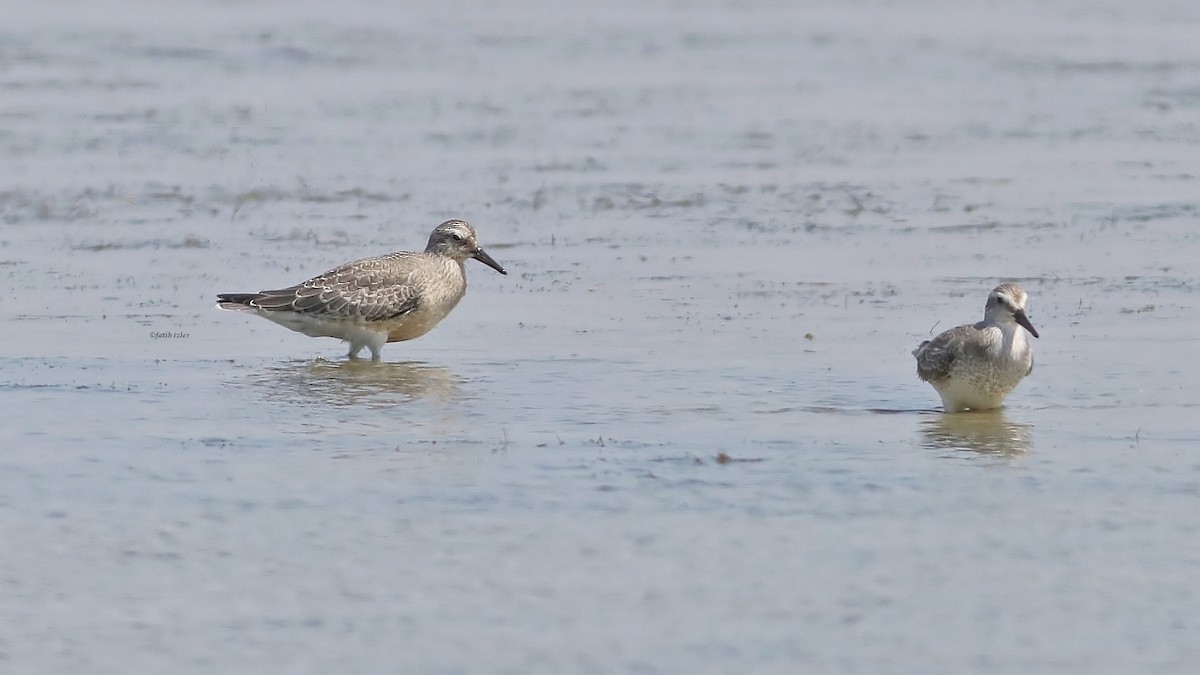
{"left": 3, "top": 0, "right": 1200, "bottom": 672}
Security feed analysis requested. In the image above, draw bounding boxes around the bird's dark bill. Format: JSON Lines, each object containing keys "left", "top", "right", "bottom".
{"left": 1014, "top": 309, "right": 1039, "bottom": 338}
{"left": 473, "top": 248, "right": 507, "bottom": 275}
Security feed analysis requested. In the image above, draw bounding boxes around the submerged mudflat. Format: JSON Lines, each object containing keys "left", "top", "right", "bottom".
{"left": 3, "top": 0, "right": 1199, "bottom": 672}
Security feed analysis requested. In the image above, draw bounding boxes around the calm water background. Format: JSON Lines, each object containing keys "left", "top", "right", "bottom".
{"left": 3, "top": 0, "right": 1200, "bottom": 672}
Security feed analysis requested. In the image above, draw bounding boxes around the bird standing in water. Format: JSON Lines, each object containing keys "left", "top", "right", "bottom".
{"left": 913, "top": 283, "right": 1039, "bottom": 412}
{"left": 217, "top": 219, "right": 506, "bottom": 361}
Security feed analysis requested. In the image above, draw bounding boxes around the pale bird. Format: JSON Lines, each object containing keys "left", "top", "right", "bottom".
{"left": 217, "top": 219, "right": 506, "bottom": 361}
{"left": 913, "top": 283, "right": 1039, "bottom": 412}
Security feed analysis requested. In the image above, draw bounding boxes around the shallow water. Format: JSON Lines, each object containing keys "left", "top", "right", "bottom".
{"left": 4, "top": 0, "right": 1200, "bottom": 672}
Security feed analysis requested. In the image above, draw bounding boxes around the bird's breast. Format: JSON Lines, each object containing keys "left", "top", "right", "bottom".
{"left": 383, "top": 260, "right": 467, "bottom": 342}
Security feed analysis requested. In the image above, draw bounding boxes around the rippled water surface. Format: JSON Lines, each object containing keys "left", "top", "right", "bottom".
{"left": 4, "top": 0, "right": 1200, "bottom": 672}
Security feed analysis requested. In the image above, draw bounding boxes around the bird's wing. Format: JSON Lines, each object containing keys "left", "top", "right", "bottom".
{"left": 252, "top": 254, "right": 421, "bottom": 322}
{"left": 912, "top": 324, "right": 977, "bottom": 382}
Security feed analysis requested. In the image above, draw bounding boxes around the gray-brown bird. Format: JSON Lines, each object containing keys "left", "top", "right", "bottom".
{"left": 913, "top": 283, "right": 1039, "bottom": 412}
{"left": 217, "top": 219, "right": 506, "bottom": 361}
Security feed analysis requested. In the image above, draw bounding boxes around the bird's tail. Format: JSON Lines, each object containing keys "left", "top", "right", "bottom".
{"left": 216, "top": 293, "right": 261, "bottom": 311}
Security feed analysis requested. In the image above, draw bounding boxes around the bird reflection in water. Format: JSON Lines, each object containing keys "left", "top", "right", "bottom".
{"left": 919, "top": 409, "right": 1032, "bottom": 458}
{"left": 248, "top": 359, "right": 464, "bottom": 409}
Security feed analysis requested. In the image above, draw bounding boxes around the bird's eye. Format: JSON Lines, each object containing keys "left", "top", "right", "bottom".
{"left": 450, "top": 232, "right": 464, "bottom": 241}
